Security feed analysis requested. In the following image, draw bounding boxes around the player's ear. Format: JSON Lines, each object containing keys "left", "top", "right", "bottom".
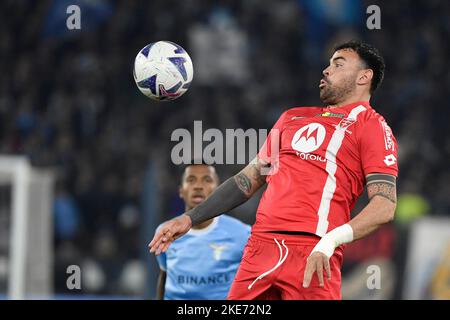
{"left": 357, "top": 69, "right": 373, "bottom": 86}
{"left": 178, "top": 185, "right": 184, "bottom": 200}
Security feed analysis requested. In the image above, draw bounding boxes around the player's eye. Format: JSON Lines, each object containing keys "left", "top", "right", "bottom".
{"left": 204, "top": 177, "right": 213, "bottom": 183}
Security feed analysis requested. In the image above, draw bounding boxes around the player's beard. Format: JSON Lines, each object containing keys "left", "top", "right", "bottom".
{"left": 320, "top": 76, "right": 356, "bottom": 106}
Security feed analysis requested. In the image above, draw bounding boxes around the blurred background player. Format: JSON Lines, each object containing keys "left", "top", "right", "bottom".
{"left": 155, "top": 162, "right": 250, "bottom": 300}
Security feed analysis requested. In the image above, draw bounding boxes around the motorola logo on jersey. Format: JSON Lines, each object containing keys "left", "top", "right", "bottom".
{"left": 291, "top": 123, "right": 326, "bottom": 153}
{"left": 296, "top": 152, "right": 326, "bottom": 163}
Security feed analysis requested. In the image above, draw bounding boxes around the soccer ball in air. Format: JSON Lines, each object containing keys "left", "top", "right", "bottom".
{"left": 133, "top": 41, "right": 194, "bottom": 101}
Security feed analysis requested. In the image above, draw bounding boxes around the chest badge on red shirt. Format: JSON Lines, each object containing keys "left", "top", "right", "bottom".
{"left": 338, "top": 117, "right": 356, "bottom": 129}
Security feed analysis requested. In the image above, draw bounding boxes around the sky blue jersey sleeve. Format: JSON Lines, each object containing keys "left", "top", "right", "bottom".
{"left": 155, "top": 251, "right": 167, "bottom": 271}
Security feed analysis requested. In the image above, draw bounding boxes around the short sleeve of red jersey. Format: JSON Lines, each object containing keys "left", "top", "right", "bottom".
{"left": 258, "top": 111, "right": 287, "bottom": 164}
{"left": 359, "top": 116, "right": 399, "bottom": 177}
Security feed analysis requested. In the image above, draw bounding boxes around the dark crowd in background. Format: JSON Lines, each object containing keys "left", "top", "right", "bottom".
{"left": 0, "top": 0, "right": 449, "bottom": 298}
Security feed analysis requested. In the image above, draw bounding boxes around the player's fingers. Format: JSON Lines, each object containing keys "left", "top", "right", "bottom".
{"left": 316, "top": 259, "right": 324, "bottom": 287}
{"left": 158, "top": 237, "right": 174, "bottom": 254}
{"left": 148, "top": 230, "right": 161, "bottom": 248}
{"left": 149, "top": 223, "right": 172, "bottom": 247}
{"left": 155, "top": 241, "right": 166, "bottom": 255}
{"left": 149, "top": 233, "right": 164, "bottom": 253}
{"left": 153, "top": 237, "right": 170, "bottom": 254}
{"left": 161, "top": 240, "right": 173, "bottom": 253}
{"left": 156, "top": 231, "right": 176, "bottom": 255}
{"left": 302, "top": 257, "right": 315, "bottom": 288}
{"left": 162, "top": 230, "right": 172, "bottom": 242}
{"left": 324, "top": 256, "right": 331, "bottom": 280}
{"left": 149, "top": 225, "right": 174, "bottom": 252}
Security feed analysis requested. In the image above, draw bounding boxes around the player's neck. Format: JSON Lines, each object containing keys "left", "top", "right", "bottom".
{"left": 188, "top": 212, "right": 214, "bottom": 230}
{"left": 326, "top": 93, "right": 371, "bottom": 109}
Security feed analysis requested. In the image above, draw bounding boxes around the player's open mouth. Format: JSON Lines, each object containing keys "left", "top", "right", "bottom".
{"left": 319, "top": 79, "right": 327, "bottom": 88}
{"left": 192, "top": 195, "right": 205, "bottom": 204}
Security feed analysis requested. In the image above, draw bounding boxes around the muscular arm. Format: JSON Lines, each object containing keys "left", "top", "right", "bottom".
{"left": 303, "top": 173, "right": 397, "bottom": 288}
{"left": 186, "top": 156, "right": 268, "bottom": 225}
{"left": 348, "top": 173, "right": 397, "bottom": 240}
{"left": 156, "top": 269, "right": 166, "bottom": 300}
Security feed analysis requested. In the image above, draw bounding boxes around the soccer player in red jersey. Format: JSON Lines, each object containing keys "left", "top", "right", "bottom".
{"left": 149, "top": 40, "right": 398, "bottom": 300}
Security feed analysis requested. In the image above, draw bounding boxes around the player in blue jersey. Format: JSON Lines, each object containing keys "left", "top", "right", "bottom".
{"left": 156, "top": 163, "right": 251, "bottom": 300}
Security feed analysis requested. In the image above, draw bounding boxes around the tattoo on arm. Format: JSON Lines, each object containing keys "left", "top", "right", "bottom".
{"left": 235, "top": 173, "right": 252, "bottom": 195}
{"left": 251, "top": 163, "right": 267, "bottom": 185}
{"left": 233, "top": 158, "right": 267, "bottom": 197}
{"left": 366, "top": 174, "right": 397, "bottom": 203}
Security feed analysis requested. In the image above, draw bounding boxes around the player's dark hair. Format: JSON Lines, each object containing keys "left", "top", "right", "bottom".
{"left": 334, "top": 40, "right": 385, "bottom": 94}
{"left": 180, "top": 159, "right": 219, "bottom": 183}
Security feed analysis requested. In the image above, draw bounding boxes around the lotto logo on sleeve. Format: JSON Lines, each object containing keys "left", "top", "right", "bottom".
{"left": 384, "top": 154, "right": 397, "bottom": 166}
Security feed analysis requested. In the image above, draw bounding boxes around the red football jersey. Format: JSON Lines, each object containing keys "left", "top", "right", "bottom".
{"left": 255, "top": 101, "right": 398, "bottom": 236}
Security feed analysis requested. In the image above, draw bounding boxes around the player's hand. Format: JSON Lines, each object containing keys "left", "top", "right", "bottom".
{"left": 148, "top": 214, "right": 192, "bottom": 255}
{"left": 302, "top": 251, "right": 331, "bottom": 288}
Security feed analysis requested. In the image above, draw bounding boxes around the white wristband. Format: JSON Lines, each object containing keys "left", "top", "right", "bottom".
{"left": 310, "top": 224, "right": 354, "bottom": 258}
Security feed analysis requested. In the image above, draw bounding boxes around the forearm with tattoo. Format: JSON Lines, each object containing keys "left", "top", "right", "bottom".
{"left": 186, "top": 158, "right": 267, "bottom": 226}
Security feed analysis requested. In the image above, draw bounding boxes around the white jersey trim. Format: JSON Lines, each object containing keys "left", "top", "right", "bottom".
{"left": 188, "top": 217, "right": 219, "bottom": 236}
{"left": 315, "top": 105, "right": 367, "bottom": 236}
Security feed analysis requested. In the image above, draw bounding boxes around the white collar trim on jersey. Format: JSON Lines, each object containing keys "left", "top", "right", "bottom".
{"left": 187, "top": 217, "right": 219, "bottom": 236}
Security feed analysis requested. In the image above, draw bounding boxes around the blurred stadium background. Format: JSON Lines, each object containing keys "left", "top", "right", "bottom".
{"left": 0, "top": 0, "right": 449, "bottom": 299}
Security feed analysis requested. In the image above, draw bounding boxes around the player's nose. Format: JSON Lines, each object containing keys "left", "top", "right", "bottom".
{"left": 322, "top": 67, "right": 330, "bottom": 77}
{"left": 193, "top": 184, "right": 204, "bottom": 191}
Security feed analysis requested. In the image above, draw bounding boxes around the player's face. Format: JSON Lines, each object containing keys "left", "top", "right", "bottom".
{"left": 320, "top": 49, "right": 363, "bottom": 105}
{"left": 180, "top": 165, "right": 219, "bottom": 210}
